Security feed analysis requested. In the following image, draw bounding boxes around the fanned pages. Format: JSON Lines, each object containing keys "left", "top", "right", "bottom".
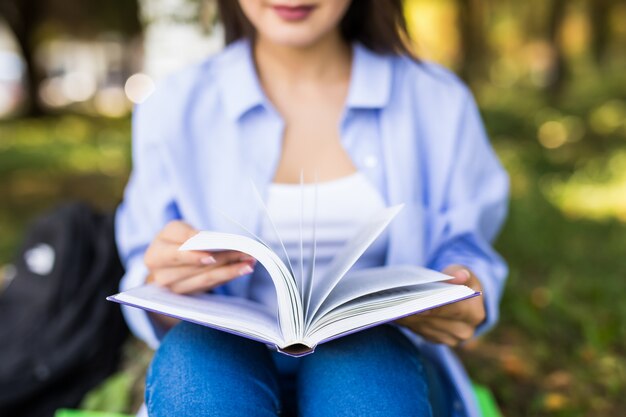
{"left": 107, "top": 204, "right": 479, "bottom": 356}
{"left": 303, "top": 177, "right": 318, "bottom": 320}
{"left": 250, "top": 179, "right": 297, "bottom": 285}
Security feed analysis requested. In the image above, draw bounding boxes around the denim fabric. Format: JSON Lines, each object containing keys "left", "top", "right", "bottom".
{"left": 118, "top": 39, "right": 509, "bottom": 417}
{"left": 146, "top": 322, "right": 434, "bottom": 417}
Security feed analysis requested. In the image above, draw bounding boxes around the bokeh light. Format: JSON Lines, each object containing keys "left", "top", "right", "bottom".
{"left": 538, "top": 121, "right": 568, "bottom": 149}
{"left": 61, "top": 71, "right": 97, "bottom": 102}
{"left": 124, "top": 73, "right": 155, "bottom": 104}
{"left": 94, "top": 86, "right": 130, "bottom": 118}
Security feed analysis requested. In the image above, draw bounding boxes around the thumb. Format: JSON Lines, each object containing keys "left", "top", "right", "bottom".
{"left": 442, "top": 264, "right": 472, "bottom": 285}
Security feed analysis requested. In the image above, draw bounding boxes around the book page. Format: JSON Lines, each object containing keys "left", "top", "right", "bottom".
{"left": 302, "top": 178, "right": 318, "bottom": 318}
{"left": 310, "top": 266, "right": 453, "bottom": 324}
{"left": 304, "top": 283, "right": 478, "bottom": 346}
{"left": 108, "top": 284, "right": 283, "bottom": 346}
{"left": 180, "top": 231, "right": 304, "bottom": 342}
{"left": 250, "top": 180, "right": 297, "bottom": 286}
{"left": 306, "top": 204, "right": 404, "bottom": 324}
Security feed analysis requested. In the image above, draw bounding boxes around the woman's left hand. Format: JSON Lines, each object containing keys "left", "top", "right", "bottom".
{"left": 395, "top": 265, "right": 486, "bottom": 347}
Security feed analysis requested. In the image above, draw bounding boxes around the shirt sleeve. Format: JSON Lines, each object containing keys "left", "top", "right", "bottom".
{"left": 426, "top": 89, "right": 510, "bottom": 337}
{"left": 115, "top": 101, "right": 180, "bottom": 349}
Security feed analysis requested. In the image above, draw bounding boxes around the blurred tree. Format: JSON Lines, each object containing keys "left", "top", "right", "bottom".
{"left": 455, "top": 0, "right": 491, "bottom": 84}
{"left": 546, "top": 0, "right": 568, "bottom": 96}
{"left": 0, "top": 0, "right": 141, "bottom": 116}
{"left": 0, "top": 0, "right": 43, "bottom": 116}
{"left": 587, "top": 0, "right": 612, "bottom": 67}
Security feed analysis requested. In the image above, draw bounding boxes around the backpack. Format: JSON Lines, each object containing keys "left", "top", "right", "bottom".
{"left": 0, "top": 202, "right": 129, "bottom": 417}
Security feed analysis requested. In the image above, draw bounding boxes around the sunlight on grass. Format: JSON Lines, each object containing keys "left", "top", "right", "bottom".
{"left": 542, "top": 150, "right": 626, "bottom": 222}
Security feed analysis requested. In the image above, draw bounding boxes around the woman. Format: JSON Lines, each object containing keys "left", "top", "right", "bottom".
{"left": 116, "top": 1, "right": 509, "bottom": 416}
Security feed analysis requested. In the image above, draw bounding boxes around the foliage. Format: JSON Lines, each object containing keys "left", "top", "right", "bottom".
{"left": 0, "top": 115, "right": 130, "bottom": 264}
{"left": 460, "top": 67, "right": 626, "bottom": 417}
{"left": 1, "top": 66, "right": 625, "bottom": 415}
{"left": 1, "top": 0, "right": 626, "bottom": 408}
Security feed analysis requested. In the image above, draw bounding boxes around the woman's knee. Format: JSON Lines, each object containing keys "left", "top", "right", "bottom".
{"left": 146, "top": 323, "right": 281, "bottom": 417}
{"left": 312, "top": 325, "right": 419, "bottom": 362}
{"left": 297, "top": 325, "right": 432, "bottom": 417}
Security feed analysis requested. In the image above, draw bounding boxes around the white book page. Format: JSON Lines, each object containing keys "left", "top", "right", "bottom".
{"left": 215, "top": 207, "right": 273, "bottom": 250}
{"left": 302, "top": 179, "right": 318, "bottom": 319}
{"left": 108, "top": 284, "right": 283, "bottom": 346}
{"left": 250, "top": 180, "right": 297, "bottom": 287}
{"left": 298, "top": 172, "right": 305, "bottom": 296}
{"left": 305, "top": 283, "right": 477, "bottom": 346}
{"left": 310, "top": 266, "right": 453, "bottom": 325}
{"left": 180, "top": 231, "right": 304, "bottom": 342}
{"left": 306, "top": 204, "right": 404, "bottom": 324}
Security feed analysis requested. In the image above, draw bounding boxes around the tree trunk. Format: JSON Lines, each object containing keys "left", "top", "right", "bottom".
{"left": 456, "top": 0, "right": 490, "bottom": 85}
{"left": 546, "top": 0, "right": 568, "bottom": 97}
{"left": 588, "top": 0, "right": 611, "bottom": 68}
{"left": 0, "top": 0, "right": 46, "bottom": 117}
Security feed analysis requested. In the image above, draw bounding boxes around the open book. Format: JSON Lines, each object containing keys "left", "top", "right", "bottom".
{"left": 108, "top": 199, "right": 479, "bottom": 356}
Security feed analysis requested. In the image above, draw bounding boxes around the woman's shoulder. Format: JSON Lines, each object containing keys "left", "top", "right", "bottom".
{"left": 391, "top": 54, "right": 473, "bottom": 110}
{"left": 135, "top": 42, "right": 244, "bottom": 126}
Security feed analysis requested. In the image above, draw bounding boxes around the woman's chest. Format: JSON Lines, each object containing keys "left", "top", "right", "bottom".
{"left": 272, "top": 93, "right": 354, "bottom": 183}
{"left": 172, "top": 104, "right": 421, "bottom": 230}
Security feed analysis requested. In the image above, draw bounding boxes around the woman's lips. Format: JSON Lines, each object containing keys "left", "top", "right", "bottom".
{"left": 272, "top": 5, "right": 316, "bottom": 21}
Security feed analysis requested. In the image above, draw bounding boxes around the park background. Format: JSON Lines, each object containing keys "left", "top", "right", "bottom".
{"left": 0, "top": 0, "right": 624, "bottom": 416}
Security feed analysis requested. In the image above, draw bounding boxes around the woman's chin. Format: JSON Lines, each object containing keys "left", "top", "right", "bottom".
{"left": 257, "top": 26, "right": 336, "bottom": 49}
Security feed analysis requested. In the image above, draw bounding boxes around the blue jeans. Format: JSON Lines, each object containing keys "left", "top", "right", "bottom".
{"left": 146, "top": 322, "right": 436, "bottom": 416}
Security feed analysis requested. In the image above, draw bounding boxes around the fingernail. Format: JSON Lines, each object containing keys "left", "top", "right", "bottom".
{"left": 239, "top": 265, "right": 254, "bottom": 275}
{"left": 459, "top": 269, "right": 471, "bottom": 280}
{"left": 201, "top": 256, "right": 216, "bottom": 265}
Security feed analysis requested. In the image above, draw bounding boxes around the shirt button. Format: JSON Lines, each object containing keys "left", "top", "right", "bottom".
{"left": 363, "top": 155, "right": 378, "bottom": 168}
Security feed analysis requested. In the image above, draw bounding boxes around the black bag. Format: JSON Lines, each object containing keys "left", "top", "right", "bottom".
{"left": 0, "top": 202, "right": 129, "bottom": 417}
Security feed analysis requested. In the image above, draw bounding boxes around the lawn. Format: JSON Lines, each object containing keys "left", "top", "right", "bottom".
{"left": 1, "top": 69, "right": 625, "bottom": 416}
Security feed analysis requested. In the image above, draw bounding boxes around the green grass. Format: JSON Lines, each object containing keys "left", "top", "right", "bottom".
{"left": 1, "top": 69, "right": 625, "bottom": 416}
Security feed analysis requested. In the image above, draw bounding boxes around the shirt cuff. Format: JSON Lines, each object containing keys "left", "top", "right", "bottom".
{"left": 119, "top": 259, "right": 162, "bottom": 349}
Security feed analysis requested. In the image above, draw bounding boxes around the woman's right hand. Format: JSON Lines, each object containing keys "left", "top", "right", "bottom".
{"left": 144, "top": 220, "right": 257, "bottom": 294}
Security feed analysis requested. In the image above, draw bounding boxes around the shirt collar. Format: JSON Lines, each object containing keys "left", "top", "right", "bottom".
{"left": 217, "top": 40, "right": 393, "bottom": 121}
{"left": 217, "top": 39, "right": 266, "bottom": 121}
{"left": 345, "top": 43, "right": 393, "bottom": 110}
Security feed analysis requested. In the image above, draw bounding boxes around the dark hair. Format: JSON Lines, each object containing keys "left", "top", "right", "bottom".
{"left": 216, "top": 0, "right": 415, "bottom": 57}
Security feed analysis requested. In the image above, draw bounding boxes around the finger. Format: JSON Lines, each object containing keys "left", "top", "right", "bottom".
{"left": 152, "top": 256, "right": 256, "bottom": 287}
{"left": 168, "top": 261, "right": 255, "bottom": 294}
{"left": 151, "top": 264, "right": 207, "bottom": 286}
{"left": 145, "top": 240, "right": 215, "bottom": 269}
{"left": 428, "top": 297, "right": 485, "bottom": 326}
{"left": 442, "top": 264, "right": 472, "bottom": 285}
{"left": 416, "top": 317, "right": 475, "bottom": 342}
{"left": 211, "top": 250, "right": 256, "bottom": 266}
{"left": 151, "top": 253, "right": 257, "bottom": 287}
{"left": 426, "top": 298, "right": 467, "bottom": 319}
{"left": 158, "top": 220, "right": 199, "bottom": 243}
{"left": 395, "top": 309, "right": 432, "bottom": 328}
{"left": 416, "top": 325, "right": 460, "bottom": 346}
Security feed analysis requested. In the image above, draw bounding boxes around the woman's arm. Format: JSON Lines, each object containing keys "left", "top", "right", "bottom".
{"left": 116, "top": 100, "right": 255, "bottom": 345}
{"left": 397, "top": 89, "right": 509, "bottom": 345}
{"left": 396, "top": 265, "right": 485, "bottom": 346}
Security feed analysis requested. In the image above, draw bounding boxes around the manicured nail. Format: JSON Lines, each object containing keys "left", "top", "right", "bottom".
{"left": 201, "top": 256, "right": 216, "bottom": 265}
{"left": 239, "top": 265, "right": 254, "bottom": 275}
{"left": 459, "top": 269, "right": 471, "bottom": 280}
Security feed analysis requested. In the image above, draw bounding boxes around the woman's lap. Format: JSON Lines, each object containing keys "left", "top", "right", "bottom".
{"left": 146, "top": 322, "right": 434, "bottom": 417}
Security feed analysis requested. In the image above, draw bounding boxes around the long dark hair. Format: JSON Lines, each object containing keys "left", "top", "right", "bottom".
{"left": 216, "top": 0, "right": 415, "bottom": 57}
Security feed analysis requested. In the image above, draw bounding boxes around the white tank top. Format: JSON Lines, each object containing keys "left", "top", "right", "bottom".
{"left": 248, "top": 172, "right": 388, "bottom": 309}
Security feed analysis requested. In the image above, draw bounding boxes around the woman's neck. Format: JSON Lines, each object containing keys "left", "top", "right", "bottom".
{"left": 253, "top": 31, "right": 352, "bottom": 88}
